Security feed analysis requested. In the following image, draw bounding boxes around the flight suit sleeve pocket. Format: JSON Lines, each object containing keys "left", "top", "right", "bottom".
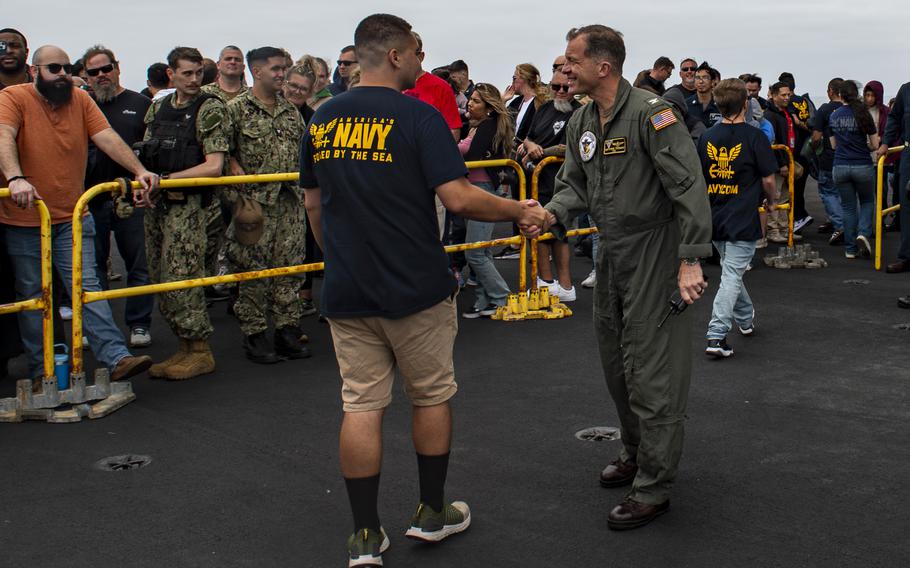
{"left": 654, "top": 146, "right": 696, "bottom": 195}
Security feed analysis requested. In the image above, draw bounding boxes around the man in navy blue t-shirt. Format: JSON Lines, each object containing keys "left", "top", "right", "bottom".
{"left": 299, "top": 13, "right": 546, "bottom": 567}
{"left": 697, "top": 79, "right": 777, "bottom": 359}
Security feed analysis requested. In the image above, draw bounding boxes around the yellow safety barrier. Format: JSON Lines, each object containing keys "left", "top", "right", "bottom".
{"left": 70, "top": 161, "right": 527, "bottom": 374}
{"left": 499, "top": 156, "right": 576, "bottom": 321}
{"left": 0, "top": 190, "right": 53, "bottom": 378}
{"left": 767, "top": 144, "right": 796, "bottom": 247}
{"left": 874, "top": 145, "right": 907, "bottom": 270}
{"left": 0, "top": 190, "right": 70, "bottom": 422}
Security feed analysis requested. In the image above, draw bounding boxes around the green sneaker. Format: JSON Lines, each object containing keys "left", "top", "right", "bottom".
{"left": 347, "top": 527, "right": 389, "bottom": 567}
{"left": 404, "top": 501, "right": 471, "bottom": 542}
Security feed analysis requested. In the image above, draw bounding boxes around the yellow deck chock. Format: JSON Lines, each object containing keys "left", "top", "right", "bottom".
{"left": 492, "top": 287, "right": 573, "bottom": 321}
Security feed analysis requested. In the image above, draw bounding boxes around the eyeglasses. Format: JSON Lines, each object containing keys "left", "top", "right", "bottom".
{"left": 550, "top": 83, "right": 569, "bottom": 93}
{"left": 337, "top": 60, "right": 357, "bottom": 67}
{"left": 552, "top": 63, "right": 565, "bottom": 72}
{"left": 37, "top": 63, "right": 73, "bottom": 75}
{"left": 86, "top": 63, "right": 116, "bottom": 77}
{"left": 285, "top": 81, "right": 309, "bottom": 93}
{"left": 694, "top": 75, "right": 711, "bottom": 82}
{"left": 681, "top": 66, "right": 697, "bottom": 72}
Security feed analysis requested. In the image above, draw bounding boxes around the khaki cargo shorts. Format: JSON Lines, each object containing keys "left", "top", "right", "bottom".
{"left": 328, "top": 296, "right": 458, "bottom": 412}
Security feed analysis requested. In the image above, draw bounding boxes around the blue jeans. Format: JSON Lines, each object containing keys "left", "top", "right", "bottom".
{"left": 5, "top": 216, "right": 131, "bottom": 378}
{"left": 816, "top": 170, "right": 843, "bottom": 231}
{"left": 706, "top": 240, "right": 756, "bottom": 340}
{"left": 465, "top": 182, "right": 510, "bottom": 309}
{"left": 89, "top": 200, "right": 153, "bottom": 328}
{"left": 833, "top": 164, "right": 875, "bottom": 254}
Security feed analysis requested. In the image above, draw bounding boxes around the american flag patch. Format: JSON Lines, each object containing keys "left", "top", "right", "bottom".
{"left": 649, "top": 108, "right": 678, "bottom": 131}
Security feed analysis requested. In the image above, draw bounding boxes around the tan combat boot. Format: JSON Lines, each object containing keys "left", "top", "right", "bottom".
{"left": 164, "top": 339, "right": 215, "bottom": 380}
{"left": 148, "top": 339, "right": 190, "bottom": 378}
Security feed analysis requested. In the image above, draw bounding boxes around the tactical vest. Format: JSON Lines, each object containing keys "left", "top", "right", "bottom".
{"left": 139, "top": 93, "right": 212, "bottom": 174}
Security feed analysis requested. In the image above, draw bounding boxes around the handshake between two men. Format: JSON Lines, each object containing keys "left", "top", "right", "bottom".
{"left": 515, "top": 199, "right": 555, "bottom": 239}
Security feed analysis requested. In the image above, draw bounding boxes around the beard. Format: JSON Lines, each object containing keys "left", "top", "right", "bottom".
{"left": 35, "top": 73, "right": 74, "bottom": 106}
{"left": 553, "top": 98, "right": 574, "bottom": 113}
{"left": 93, "top": 81, "right": 118, "bottom": 103}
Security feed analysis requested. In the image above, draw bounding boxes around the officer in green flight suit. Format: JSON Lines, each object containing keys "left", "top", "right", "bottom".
{"left": 542, "top": 25, "right": 713, "bottom": 530}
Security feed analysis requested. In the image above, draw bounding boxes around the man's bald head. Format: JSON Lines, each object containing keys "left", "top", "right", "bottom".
{"left": 31, "top": 45, "right": 75, "bottom": 106}
{"left": 32, "top": 45, "right": 70, "bottom": 66}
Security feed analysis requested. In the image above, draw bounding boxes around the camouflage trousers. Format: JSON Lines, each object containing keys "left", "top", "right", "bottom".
{"left": 145, "top": 194, "right": 213, "bottom": 340}
{"left": 226, "top": 189, "right": 305, "bottom": 336}
{"left": 204, "top": 196, "right": 226, "bottom": 277}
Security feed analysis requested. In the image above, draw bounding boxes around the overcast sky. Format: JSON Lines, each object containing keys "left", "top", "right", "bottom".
{"left": 14, "top": 0, "right": 909, "bottom": 103}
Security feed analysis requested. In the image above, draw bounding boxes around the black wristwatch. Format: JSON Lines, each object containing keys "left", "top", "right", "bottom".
{"left": 682, "top": 257, "right": 700, "bottom": 266}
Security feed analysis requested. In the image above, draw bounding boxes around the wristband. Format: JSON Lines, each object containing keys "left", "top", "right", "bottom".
{"left": 7, "top": 175, "right": 27, "bottom": 183}
{"left": 682, "top": 257, "right": 700, "bottom": 266}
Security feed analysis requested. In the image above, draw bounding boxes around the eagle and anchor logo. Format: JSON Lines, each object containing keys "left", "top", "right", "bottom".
{"left": 310, "top": 118, "right": 338, "bottom": 149}
{"left": 706, "top": 142, "right": 741, "bottom": 180}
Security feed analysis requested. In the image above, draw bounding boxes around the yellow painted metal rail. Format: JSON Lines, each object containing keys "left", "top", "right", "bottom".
{"left": 71, "top": 161, "right": 527, "bottom": 372}
{"left": 0, "top": 189, "right": 54, "bottom": 379}
{"left": 874, "top": 145, "right": 907, "bottom": 270}
{"left": 767, "top": 144, "right": 795, "bottom": 247}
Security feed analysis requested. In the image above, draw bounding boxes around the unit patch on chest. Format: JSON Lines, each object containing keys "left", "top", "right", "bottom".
{"left": 603, "top": 137, "right": 627, "bottom": 156}
{"left": 579, "top": 130, "right": 597, "bottom": 162}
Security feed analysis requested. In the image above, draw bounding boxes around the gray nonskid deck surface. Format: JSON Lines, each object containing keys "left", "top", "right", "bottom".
{"left": 3, "top": 185, "right": 909, "bottom": 567}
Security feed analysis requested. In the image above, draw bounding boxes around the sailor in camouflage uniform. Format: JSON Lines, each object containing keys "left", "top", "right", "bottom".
{"left": 225, "top": 47, "right": 310, "bottom": 363}
{"left": 136, "top": 47, "right": 230, "bottom": 380}
{"left": 201, "top": 46, "right": 250, "bottom": 284}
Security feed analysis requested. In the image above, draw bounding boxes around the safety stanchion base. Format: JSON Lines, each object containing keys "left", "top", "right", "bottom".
{"left": 491, "top": 291, "right": 574, "bottom": 321}
{"left": 0, "top": 369, "right": 136, "bottom": 423}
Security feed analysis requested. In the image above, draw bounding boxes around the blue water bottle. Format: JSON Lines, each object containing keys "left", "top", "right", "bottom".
{"left": 54, "top": 343, "right": 69, "bottom": 390}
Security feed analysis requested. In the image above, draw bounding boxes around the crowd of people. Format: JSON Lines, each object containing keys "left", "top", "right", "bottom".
{"left": 1, "top": 15, "right": 909, "bottom": 566}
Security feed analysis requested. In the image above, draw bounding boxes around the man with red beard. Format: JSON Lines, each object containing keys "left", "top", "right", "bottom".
{"left": 82, "top": 44, "right": 155, "bottom": 349}
{"left": 0, "top": 45, "right": 156, "bottom": 386}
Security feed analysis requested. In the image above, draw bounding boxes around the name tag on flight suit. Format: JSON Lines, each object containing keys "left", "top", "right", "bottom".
{"left": 603, "top": 137, "right": 627, "bottom": 156}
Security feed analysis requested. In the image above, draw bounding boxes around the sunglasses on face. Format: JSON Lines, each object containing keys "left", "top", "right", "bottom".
{"left": 337, "top": 60, "right": 357, "bottom": 67}
{"left": 550, "top": 83, "right": 570, "bottom": 93}
{"left": 38, "top": 63, "right": 73, "bottom": 75}
{"left": 681, "top": 66, "right": 697, "bottom": 72}
{"left": 86, "top": 63, "right": 116, "bottom": 76}
{"left": 552, "top": 64, "right": 564, "bottom": 72}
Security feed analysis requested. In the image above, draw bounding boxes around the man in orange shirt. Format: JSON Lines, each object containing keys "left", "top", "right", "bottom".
{"left": 0, "top": 45, "right": 157, "bottom": 385}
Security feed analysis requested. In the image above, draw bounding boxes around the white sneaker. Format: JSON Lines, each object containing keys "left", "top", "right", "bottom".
{"left": 59, "top": 306, "right": 73, "bottom": 321}
{"left": 581, "top": 270, "right": 597, "bottom": 288}
{"left": 536, "top": 277, "right": 558, "bottom": 295}
{"left": 554, "top": 284, "right": 577, "bottom": 302}
{"left": 130, "top": 327, "right": 152, "bottom": 348}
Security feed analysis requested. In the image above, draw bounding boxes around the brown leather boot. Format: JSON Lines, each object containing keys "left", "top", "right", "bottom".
{"left": 148, "top": 339, "right": 190, "bottom": 379}
{"left": 164, "top": 339, "right": 215, "bottom": 380}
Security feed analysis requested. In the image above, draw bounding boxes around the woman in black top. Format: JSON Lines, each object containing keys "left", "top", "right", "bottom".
{"left": 457, "top": 83, "right": 515, "bottom": 318}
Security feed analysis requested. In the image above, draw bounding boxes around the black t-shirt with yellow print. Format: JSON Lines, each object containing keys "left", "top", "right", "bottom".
{"left": 697, "top": 123, "right": 778, "bottom": 242}
{"left": 299, "top": 86, "right": 466, "bottom": 319}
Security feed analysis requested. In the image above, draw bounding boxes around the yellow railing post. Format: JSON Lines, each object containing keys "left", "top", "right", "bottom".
{"left": 0, "top": 189, "right": 55, "bottom": 380}
{"left": 769, "top": 145, "right": 795, "bottom": 247}
{"left": 529, "top": 157, "right": 564, "bottom": 290}
{"left": 874, "top": 145, "right": 906, "bottom": 271}
{"left": 462, "top": 159, "right": 526, "bottom": 290}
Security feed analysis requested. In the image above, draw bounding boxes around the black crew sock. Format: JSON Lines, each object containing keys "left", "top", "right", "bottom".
{"left": 344, "top": 474, "right": 381, "bottom": 532}
{"left": 417, "top": 452, "right": 450, "bottom": 512}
